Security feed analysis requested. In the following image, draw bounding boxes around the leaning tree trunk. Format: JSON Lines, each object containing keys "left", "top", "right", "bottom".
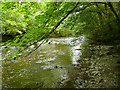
{"left": 108, "top": 2, "right": 120, "bottom": 22}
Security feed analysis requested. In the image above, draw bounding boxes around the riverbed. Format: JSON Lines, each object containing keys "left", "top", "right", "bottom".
{"left": 2, "top": 36, "right": 120, "bottom": 88}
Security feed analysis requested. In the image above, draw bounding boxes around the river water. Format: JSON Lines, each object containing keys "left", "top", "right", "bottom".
{"left": 2, "top": 36, "right": 120, "bottom": 88}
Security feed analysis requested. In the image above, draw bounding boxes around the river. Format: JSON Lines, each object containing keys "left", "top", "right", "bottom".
{"left": 2, "top": 36, "right": 120, "bottom": 88}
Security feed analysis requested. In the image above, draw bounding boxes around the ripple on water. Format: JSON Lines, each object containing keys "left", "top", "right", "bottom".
{"left": 35, "top": 57, "right": 56, "bottom": 64}
{"left": 41, "top": 65, "right": 55, "bottom": 70}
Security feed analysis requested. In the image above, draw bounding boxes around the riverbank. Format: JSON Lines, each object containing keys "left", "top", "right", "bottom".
{"left": 60, "top": 43, "right": 120, "bottom": 88}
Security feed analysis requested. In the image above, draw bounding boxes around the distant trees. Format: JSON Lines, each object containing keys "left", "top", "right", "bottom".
{"left": 62, "top": 2, "right": 120, "bottom": 42}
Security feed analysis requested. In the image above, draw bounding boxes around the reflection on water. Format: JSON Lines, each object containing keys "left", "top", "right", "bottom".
{"left": 2, "top": 36, "right": 120, "bottom": 88}
{"left": 2, "top": 37, "right": 82, "bottom": 88}
{"left": 72, "top": 47, "right": 82, "bottom": 64}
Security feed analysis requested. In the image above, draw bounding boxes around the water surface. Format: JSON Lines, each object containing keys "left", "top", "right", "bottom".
{"left": 2, "top": 37, "right": 120, "bottom": 88}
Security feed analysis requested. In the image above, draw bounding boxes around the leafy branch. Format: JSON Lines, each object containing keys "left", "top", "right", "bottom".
{"left": 22, "top": 1, "right": 80, "bottom": 58}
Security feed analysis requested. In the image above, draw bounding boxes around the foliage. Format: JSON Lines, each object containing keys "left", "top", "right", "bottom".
{"left": 1, "top": 2, "right": 120, "bottom": 60}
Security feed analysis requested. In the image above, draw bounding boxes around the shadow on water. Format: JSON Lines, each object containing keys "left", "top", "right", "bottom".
{"left": 2, "top": 36, "right": 120, "bottom": 88}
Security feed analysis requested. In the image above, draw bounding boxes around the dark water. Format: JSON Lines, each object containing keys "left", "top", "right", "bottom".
{"left": 2, "top": 37, "right": 120, "bottom": 88}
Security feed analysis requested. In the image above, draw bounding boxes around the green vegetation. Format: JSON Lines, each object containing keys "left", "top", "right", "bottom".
{"left": 1, "top": 2, "right": 120, "bottom": 60}
{"left": 1, "top": 1, "right": 120, "bottom": 88}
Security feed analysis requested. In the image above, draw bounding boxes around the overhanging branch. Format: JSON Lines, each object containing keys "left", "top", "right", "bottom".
{"left": 23, "top": 1, "right": 80, "bottom": 57}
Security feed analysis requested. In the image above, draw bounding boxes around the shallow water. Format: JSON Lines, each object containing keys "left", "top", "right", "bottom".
{"left": 2, "top": 36, "right": 120, "bottom": 88}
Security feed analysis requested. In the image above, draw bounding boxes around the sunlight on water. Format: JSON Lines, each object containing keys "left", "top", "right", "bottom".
{"left": 35, "top": 57, "right": 56, "bottom": 63}
{"left": 3, "top": 36, "right": 119, "bottom": 88}
{"left": 2, "top": 36, "right": 86, "bottom": 88}
{"left": 72, "top": 47, "right": 82, "bottom": 64}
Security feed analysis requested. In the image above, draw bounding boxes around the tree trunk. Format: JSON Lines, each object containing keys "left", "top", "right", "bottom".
{"left": 108, "top": 2, "right": 120, "bottom": 22}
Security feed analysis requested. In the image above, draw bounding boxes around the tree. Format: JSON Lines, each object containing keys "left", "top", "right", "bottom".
{"left": 1, "top": 2, "right": 120, "bottom": 61}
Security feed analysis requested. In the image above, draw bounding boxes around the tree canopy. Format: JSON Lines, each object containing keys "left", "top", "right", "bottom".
{"left": 1, "top": 2, "right": 120, "bottom": 60}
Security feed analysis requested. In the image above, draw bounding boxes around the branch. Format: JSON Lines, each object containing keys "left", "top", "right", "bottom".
{"left": 24, "top": 39, "right": 46, "bottom": 57}
{"left": 95, "top": 2, "right": 120, "bottom": 22}
{"left": 107, "top": 2, "right": 120, "bottom": 22}
{"left": 24, "top": 2, "right": 80, "bottom": 49}
{"left": 22, "top": 1, "right": 80, "bottom": 57}
{"left": 48, "top": 1, "right": 80, "bottom": 35}
{"left": 95, "top": 3, "right": 107, "bottom": 16}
